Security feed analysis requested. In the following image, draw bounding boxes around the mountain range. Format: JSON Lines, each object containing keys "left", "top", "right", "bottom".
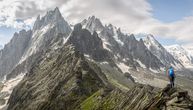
{"left": 0, "top": 7, "right": 193, "bottom": 110}
{"left": 165, "top": 45, "right": 193, "bottom": 69}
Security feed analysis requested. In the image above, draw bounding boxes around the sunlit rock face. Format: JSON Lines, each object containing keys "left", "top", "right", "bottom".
{"left": 0, "top": 30, "right": 32, "bottom": 78}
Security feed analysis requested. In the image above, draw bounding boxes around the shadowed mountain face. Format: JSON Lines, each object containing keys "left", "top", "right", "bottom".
{"left": 143, "top": 34, "right": 183, "bottom": 69}
{"left": 6, "top": 33, "right": 65, "bottom": 80}
{"left": 122, "top": 35, "right": 164, "bottom": 69}
{"left": 66, "top": 23, "right": 110, "bottom": 61}
{"left": 82, "top": 16, "right": 165, "bottom": 70}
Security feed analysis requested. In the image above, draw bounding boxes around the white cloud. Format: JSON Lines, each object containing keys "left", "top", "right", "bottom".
{"left": 59, "top": 0, "right": 193, "bottom": 46}
{"left": 0, "top": 0, "right": 69, "bottom": 29}
{"left": 0, "top": 0, "right": 193, "bottom": 46}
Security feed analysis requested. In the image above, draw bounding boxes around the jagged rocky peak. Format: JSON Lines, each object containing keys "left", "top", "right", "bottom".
{"left": 33, "top": 7, "right": 71, "bottom": 33}
{"left": 105, "top": 24, "right": 116, "bottom": 33}
{"left": 3, "top": 29, "right": 32, "bottom": 51}
{"left": 106, "top": 24, "right": 113, "bottom": 29}
{"left": 105, "top": 24, "right": 118, "bottom": 33}
{"left": 127, "top": 34, "right": 136, "bottom": 41}
{"left": 142, "top": 34, "right": 183, "bottom": 69}
{"left": 19, "top": 7, "right": 72, "bottom": 65}
{"left": 143, "top": 34, "right": 164, "bottom": 51}
{"left": 81, "top": 15, "right": 104, "bottom": 33}
{"left": 74, "top": 23, "right": 82, "bottom": 31}
{"left": 143, "top": 34, "right": 160, "bottom": 45}
{"left": 117, "top": 27, "right": 122, "bottom": 34}
{"left": 0, "top": 29, "right": 32, "bottom": 77}
{"left": 105, "top": 24, "right": 125, "bottom": 36}
{"left": 145, "top": 34, "right": 156, "bottom": 40}
{"left": 139, "top": 38, "right": 145, "bottom": 44}
{"left": 12, "top": 29, "right": 31, "bottom": 40}
{"left": 66, "top": 23, "right": 109, "bottom": 61}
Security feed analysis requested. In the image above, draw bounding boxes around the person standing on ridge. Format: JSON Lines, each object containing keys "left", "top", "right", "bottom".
{"left": 167, "top": 66, "right": 175, "bottom": 88}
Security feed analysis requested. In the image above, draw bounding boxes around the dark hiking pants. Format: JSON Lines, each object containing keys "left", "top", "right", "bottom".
{"left": 169, "top": 76, "right": 175, "bottom": 88}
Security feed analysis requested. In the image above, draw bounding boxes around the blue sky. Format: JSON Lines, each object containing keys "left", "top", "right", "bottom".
{"left": 149, "top": 0, "right": 193, "bottom": 23}
{"left": 0, "top": 0, "right": 193, "bottom": 47}
{"left": 149, "top": 0, "right": 193, "bottom": 45}
{"left": 0, "top": 26, "right": 19, "bottom": 45}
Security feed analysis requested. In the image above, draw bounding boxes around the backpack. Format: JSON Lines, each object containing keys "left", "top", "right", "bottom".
{"left": 169, "top": 68, "right": 174, "bottom": 77}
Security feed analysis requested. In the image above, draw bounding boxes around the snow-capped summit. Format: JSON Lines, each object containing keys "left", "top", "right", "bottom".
{"left": 165, "top": 45, "right": 193, "bottom": 68}
{"left": 143, "top": 34, "right": 183, "bottom": 69}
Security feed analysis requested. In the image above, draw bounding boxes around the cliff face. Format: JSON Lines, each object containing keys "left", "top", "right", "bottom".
{"left": 0, "top": 7, "right": 72, "bottom": 79}
{"left": 0, "top": 30, "right": 32, "bottom": 78}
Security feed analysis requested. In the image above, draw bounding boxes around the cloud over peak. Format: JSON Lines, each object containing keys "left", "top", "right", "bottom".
{"left": 0, "top": 0, "right": 193, "bottom": 46}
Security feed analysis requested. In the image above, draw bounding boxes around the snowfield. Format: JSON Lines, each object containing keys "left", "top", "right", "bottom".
{"left": 0, "top": 74, "right": 25, "bottom": 109}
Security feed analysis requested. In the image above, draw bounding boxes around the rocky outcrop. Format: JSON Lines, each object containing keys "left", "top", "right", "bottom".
{"left": 81, "top": 84, "right": 193, "bottom": 110}
{"left": 20, "top": 7, "right": 72, "bottom": 63}
{"left": 145, "top": 84, "right": 193, "bottom": 110}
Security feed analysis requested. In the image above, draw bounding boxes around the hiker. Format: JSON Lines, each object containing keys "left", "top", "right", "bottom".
{"left": 167, "top": 66, "right": 175, "bottom": 88}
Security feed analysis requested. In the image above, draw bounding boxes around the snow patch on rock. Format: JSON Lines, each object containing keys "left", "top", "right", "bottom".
{"left": 0, "top": 73, "right": 25, "bottom": 109}
{"left": 136, "top": 59, "right": 146, "bottom": 68}
{"left": 112, "top": 27, "right": 124, "bottom": 46}
{"left": 149, "top": 68, "right": 159, "bottom": 73}
{"left": 116, "top": 62, "right": 130, "bottom": 73}
{"left": 101, "top": 38, "right": 112, "bottom": 52}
